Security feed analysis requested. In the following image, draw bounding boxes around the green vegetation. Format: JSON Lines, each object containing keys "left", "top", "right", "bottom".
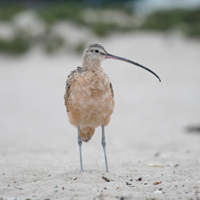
{"left": 0, "top": 3, "right": 200, "bottom": 55}
{"left": 142, "top": 9, "right": 200, "bottom": 38}
{"left": 38, "top": 3, "right": 133, "bottom": 36}
{"left": 0, "top": 34, "right": 30, "bottom": 54}
{"left": 37, "top": 4, "right": 200, "bottom": 38}
{"left": 0, "top": 5, "right": 25, "bottom": 21}
{"left": 74, "top": 42, "right": 86, "bottom": 54}
{"left": 38, "top": 4, "right": 84, "bottom": 24}
{"left": 88, "top": 22, "right": 125, "bottom": 37}
{"left": 44, "top": 35, "right": 65, "bottom": 53}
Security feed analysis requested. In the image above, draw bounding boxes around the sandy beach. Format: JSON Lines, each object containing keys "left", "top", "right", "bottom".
{"left": 0, "top": 32, "right": 200, "bottom": 200}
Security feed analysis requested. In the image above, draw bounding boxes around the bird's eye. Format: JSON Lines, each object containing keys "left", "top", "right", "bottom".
{"left": 94, "top": 50, "right": 99, "bottom": 53}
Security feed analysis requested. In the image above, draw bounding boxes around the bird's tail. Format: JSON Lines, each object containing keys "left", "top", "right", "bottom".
{"left": 80, "top": 127, "right": 95, "bottom": 142}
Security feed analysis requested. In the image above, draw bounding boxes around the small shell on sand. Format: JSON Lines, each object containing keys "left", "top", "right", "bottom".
{"left": 148, "top": 163, "right": 164, "bottom": 167}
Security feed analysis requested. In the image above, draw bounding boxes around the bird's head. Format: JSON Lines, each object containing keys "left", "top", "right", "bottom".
{"left": 83, "top": 43, "right": 161, "bottom": 82}
{"left": 83, "top": 43, "right": 108, "bottom": 63}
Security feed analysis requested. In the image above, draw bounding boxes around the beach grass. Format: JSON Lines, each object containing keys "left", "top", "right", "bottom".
{"left": 0, "top": 3, "right": 199, "bottom": 55}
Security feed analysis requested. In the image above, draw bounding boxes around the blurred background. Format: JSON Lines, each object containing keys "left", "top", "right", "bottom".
{"left": 0, "top": 0, "right": 200, "bottom": 54}
{"left": 0, "top": 0, "right": 200, "bottom": 170}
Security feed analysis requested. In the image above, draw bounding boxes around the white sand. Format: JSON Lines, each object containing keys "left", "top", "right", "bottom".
{"left": 0, "top": 32, "right": 200, "bottom": 199}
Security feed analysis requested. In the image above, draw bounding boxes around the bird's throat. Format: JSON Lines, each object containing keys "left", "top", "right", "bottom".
{"left": 82, "top": 58, "right": 102, "bottom": 72}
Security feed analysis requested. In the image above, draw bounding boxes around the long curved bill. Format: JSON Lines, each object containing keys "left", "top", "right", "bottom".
{"left": 105, "top": 53, "right": 161, "bottom": 82}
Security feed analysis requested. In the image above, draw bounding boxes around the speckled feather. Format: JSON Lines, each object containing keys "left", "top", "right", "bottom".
{"left": 64, "top": 44, "right": 115, "bottom": 142}
{"left": 64, "top": 67, "right": 83, "bottom": 112}
{"left": 64, "top": 67, "right": 114, "bottom": 110}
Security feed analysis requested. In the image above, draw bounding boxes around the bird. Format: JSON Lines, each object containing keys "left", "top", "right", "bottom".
{"left": 64, "top": 43, "right": 161, "bottom": 173}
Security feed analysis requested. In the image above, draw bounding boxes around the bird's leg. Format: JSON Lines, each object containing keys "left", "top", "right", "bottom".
{"left": 77, "top": 126, "right": 83, "bottom": 172}
{"left": 101, "top": 125, "right": 109, "bottom": 173}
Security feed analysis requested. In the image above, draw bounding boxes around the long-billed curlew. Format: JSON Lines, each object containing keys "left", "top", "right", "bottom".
{"left": 64, "top": 43, "right": 161, "bottom": 172}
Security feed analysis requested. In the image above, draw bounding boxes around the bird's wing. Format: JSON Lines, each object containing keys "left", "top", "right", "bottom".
{"left": 64, "top": 67, "right": 83, "bottom": 112}
{"left": 110, "top": 82, "right": 114, "bottom": 98}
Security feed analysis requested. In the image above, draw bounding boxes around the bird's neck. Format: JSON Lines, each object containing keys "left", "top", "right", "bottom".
{"left": 82, "top": 59, "right": 102, "bottom": 72}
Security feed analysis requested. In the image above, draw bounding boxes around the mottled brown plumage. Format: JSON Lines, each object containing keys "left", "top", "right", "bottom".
{"left": 64, "top": 43, "right": 115, "bottom": 142}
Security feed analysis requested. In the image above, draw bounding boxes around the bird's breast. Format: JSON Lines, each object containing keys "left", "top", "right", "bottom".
{"left": 75, "top": 71, "right": 111, "bottom": 105}
{"left": 68, "top": 71, "right": 115, "bottom": 128}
